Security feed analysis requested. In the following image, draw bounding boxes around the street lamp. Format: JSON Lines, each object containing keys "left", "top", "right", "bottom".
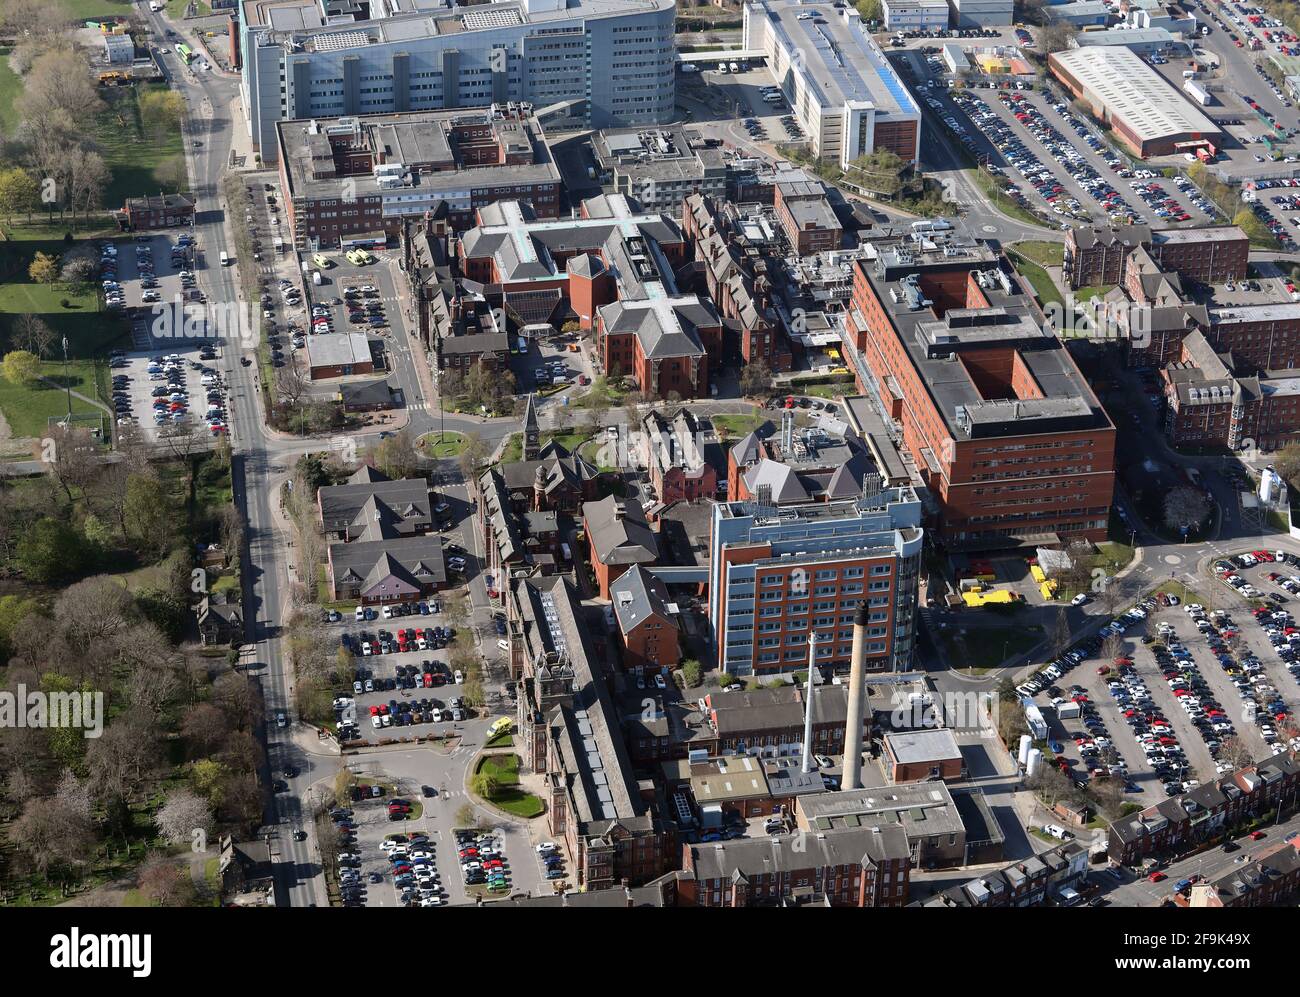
{"left": 61, "top": 336, "right": 72, "bottom": 424}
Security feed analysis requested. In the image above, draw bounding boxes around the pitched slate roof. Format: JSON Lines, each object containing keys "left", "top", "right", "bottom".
{"left": 582, "top": 495, "right": 660, "bottom": 566}
{"left": 610, "top": 564, "right": 674, "bottom": 635}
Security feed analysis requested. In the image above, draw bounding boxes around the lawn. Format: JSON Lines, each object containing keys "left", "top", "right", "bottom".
{"left": 1010, "top": 240, "right": 1064, "bottom": 267}
{"left": 474, "top": 754, "right": 544, "bottom": 819}
{"left": 1074, "top": 285, "right": 1115, "bottom": 303}
{"left": 1007, "top": 250, "right": 1064, "bottom": 310}
{"left": 418, "top": 430, "right": 465, "bottom": 458}
{"left": 59, "top": 0, "right": 135, "bottom": 19}
{"left": 0, "top": 360, "right": 108, "bottom": 439}
{"left": 0, "top": 241, "right": 130, "bottom": 357}
{"left": 0, "top": 50, "right": 22, "bottom": 137}
{"left": 936, "top": 624, "right": 1045, "bottom": 672}
{"left": 573, "top": 375, "right": 626, "bottom": 409}
{"left": 710, "top": 412, "right": 766, "bottom": 439}
{"left": 96, "top": 84, "right": 187, "bottom": 208}
{"left": 484, "top": 731, "right": 514, "bottom": 749}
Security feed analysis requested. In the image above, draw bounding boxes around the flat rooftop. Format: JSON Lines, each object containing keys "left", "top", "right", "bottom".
{"left": 244, "top": 0, "right": 675, "bottom": 47}
{"left": 884, "top": 727, "right": 962, "bottom": 764}
{"left": 592, "top": 126, "right": 727, "bottom": 182}
{"left": 756, "top": 0, "right": 918, "bottom": 117}
{"left": 855, "top": 242, "right": 1110, "bottom": 441}
{"left": 1210, "top": 301, "right": 1300, "bottom": 324}
{"left": 277, "top": 109, "right": 560, "bottom": 202}
{"left": 1050, "top": 47, "right": 1221, "bottom": 144}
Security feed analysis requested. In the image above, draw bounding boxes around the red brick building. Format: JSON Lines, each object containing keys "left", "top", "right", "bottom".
{"left": 675, "top": 825, "right": 911, "bottom": 907}
{"left": 276, "top": 105, "right": 561, "bottom": 249}
{"left": 847, "top": 240, "right": 1115, "bottom": 547}
{"left": 1064, "top": 224, "right": 1249, "bottom": 291}
{"left": 582, "top": 495, "right": 660, "bottom": 600}
{"left": 609, "top": 565, "right": 682, "bottom": 674}
{"left": 773, "top": 179, "right": 843, "bottom": 256}
{"left": 683, "top": 193, "right": 792, "bottom": 373}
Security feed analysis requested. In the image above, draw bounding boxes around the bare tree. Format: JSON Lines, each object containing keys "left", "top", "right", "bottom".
{"left": 12, "top": 314, "right": 54, "bottom": 358}
{"left": 43, "top": 423, "right": 98, "bottom": 502}
{"left": 136, "top": 852, "right": 197, "bottom": 906}
{"left": 1218, "top": 736, "right": 1254, "bottom": 770}
{"left": 1163, "top": 486, "right": 1212, "bottom": 536}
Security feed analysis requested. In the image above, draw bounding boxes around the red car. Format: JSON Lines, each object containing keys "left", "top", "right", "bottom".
{"left": 369, "top": 705, "right": 380, "bottom": 716}
{"left": 1148, "top": 871, "right": 1166, "bottom": 883}
{"left": 1250, "top": 831, "right": 1266, "bottom": 841}
{"left": 422, "top": 673, "right": 433, "bottom": 688}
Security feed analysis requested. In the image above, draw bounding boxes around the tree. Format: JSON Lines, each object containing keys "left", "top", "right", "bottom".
{"left": 854, "top": 0, "right": 882, "bottom": 23}
{"left": 847, "top": 148, "right": 906, "bottom": 197}
{"left": 59, "top": 256, "right": 95, "bottom": 292}
{"left": 1163, "top": 486, "right": 1212, "bottom": 536}
{"left": 1, "top": 349, "right": 40, "bottom": 386}
{"left": 1040, "top": 22, "right": 1075, "bottom": 54}
{"left": 1218, "top": 736, "right": 1253, "bottom": 770}
{"left": 1048, "top": 605, "right": 1071, "bottom": 658}
{"left": 15, "top": 516, "right": 84, "bottom": 583}
{"left": 373, "top": 429, "right": 421, "bottom": 480}
{"left": 123, "top": 471, "right": 178, "bottom": 561}
{"left": 681, "top": 659, "right": 702, "bottom": 688}
{"left": 27, "top": 251, "right": 58, "bottom": 284}
{"left": 739, "top": 358, "right": 774, "bottom": 398}
{"left": 18, "top": 47, "right": 101, "bottom": 131}
{"left": 136, "top": 852, "right": 197, "bottom": 907}
{"left": 138, "top": 89, "right": 184, "bottom": 145}
{"left": 12, "top": 314, "right": 54, "bottom": 359}
{"left": 43, "top": 423, "right": 97, "bottom": 502}
{"left": 154, "top": 788, "right": 214, "bottom": 847}
{"left": 472, "top": 769, "right": 501, "bottom": 800}
{"left": 1274, "top": 443, "right": 1300, "bottom": 490}
{"left": 457, "top": 430, "right": 488, "bottom": 479}
{"left": 0, "top": 166, "right": 39, "bottom": 224}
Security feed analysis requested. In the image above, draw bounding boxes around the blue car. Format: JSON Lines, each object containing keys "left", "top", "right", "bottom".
{"left": 418, "top": 602, "right": 429, "bottom": 615}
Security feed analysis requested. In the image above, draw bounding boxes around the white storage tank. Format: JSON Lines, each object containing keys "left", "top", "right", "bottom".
{"left": 1018, "top": 734, "right": 1033, "bottom": 766}
{"left": 1026, "top": 748, "right": 1042, "bottom": 779}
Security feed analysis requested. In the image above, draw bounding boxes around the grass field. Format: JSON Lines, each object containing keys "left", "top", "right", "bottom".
{"left": 711, "top": 412, "right": 767, "bottom": 439}
{"left": 474, "top": 754, "right": 544, "bottom": 819}
{"left": 1007, "top": 250, "right": 1064, "bottom": 310}
{"left": 96, "top": 84, "right": 187, "bottom": 208}
{"left": 937, "top": 624, "right": 1045, "bottom": 672}
{"left": 969, "top": 168, "right": 1045, "bottom": 229}
{"left": 58, "top": 0, "right": 135, "bottom": 19}
{"left": 0, "top": 256, "right": 128, "bottom": 359}
{"left": 418, "top": 431, "right": 465, "bottom": 458}
{"left": 0, "top": 359, "right": 108, "bottom": 439}
{"left": 1011, "top": 240, "right": 1064, "bottom": 267}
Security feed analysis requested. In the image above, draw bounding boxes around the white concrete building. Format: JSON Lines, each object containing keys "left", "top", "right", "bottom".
{"left": 882, "top": 0, "right": 949, "bottom": 31}
{"left": 239, "top": 0, "right": 677, "bottom": 162}
{"left": 743, "top": 0, "right": 922, "bottom": 169}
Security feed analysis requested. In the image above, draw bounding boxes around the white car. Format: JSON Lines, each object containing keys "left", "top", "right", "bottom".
{"left": 1070, "top": 593, "right": 1089, "bottom": 607}
{"left": 536, "top": 842, "right": 558, "bottom": 855}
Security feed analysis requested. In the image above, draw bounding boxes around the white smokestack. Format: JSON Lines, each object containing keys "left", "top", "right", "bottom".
{"left": 842, "top": 604, "right": 870, "bottom": 791}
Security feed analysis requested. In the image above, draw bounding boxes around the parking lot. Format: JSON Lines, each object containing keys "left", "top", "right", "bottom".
{"left": 678, "top": 63, "right": 809, "bottom": 148}
{"left": 328, "top": 600, "right": 480, "bottom": 747}
{"left": 946, "top": 85, "right": 1211, "bottom": 227}
{"left": 108, "top": 345, "right": 230, "bottom": 442}
{"left": 1022, "top": 570, "right": 1300, "bottom": 806}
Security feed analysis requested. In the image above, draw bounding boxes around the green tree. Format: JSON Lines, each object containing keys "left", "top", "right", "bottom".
{"left": 136, "top": 586, "right": 187, "bottom": 642}
{"left": 0, "top": 166, "right": 39, "bottom": 224}
{"left": 189, "top": 759, "right": 230, "bottom": 806}
{"left": 15, "top": 516, "right": 84, "bottom": 583}
{"left": 854, "top": 0, "right": 882, "bottom": 23}
{"left": 123, "top": 472, "right": 177, "bottom": 560}
{"left": 0, "top": 594, "right": 41, "bottom": 662}
{"left": 372, "top": 429, "right": 420, "bottom": 480}
{"left": 681, "top": 659, "right": 703, "bottom": 688}
{"left": 28, "top": 251, "right": 59, "bottom": 284}
{"left": 2, "top": 350, "right": 41, "bottom": 386}
{"left": 472, "top": 770, "right": 500, "bottom": 800}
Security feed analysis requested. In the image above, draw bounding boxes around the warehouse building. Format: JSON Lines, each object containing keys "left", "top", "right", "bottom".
{"left": 240, "top": 0, "right": 678, "bottom": 161}
{"left": 882, "top": 0, "right": 950, "bottom": 31}
{"left": 948, "top": 0, "right": 1014, "bottom": 28}
{"left": 1070, "top": 26, "right": 1192, "bottom": 56}
{"left": 1043, "top": 1, "right": 1110, "bottom": 27}
{"left": 743, "top": 0, "right": 922, "bottom": 168}
{"left": 1048, "top": 46, "right": 1221, "bottom": 157}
